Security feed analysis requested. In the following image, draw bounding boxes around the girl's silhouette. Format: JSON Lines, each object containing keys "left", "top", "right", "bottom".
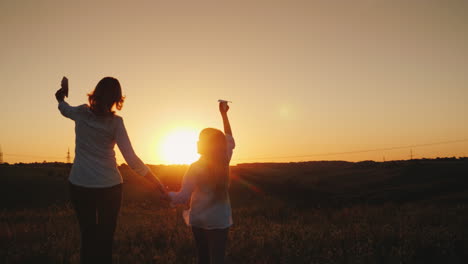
{"left": 170, "top": 101, "right": 235, "bottom": 264}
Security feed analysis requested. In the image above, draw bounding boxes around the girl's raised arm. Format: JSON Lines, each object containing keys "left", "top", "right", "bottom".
{"left": 219, "top": 102, "right": 232, "bottom": 136}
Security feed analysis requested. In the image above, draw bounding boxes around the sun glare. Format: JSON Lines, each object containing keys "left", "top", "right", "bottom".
{"left": 158, "top": 129, "right": 200, "bottom": 165}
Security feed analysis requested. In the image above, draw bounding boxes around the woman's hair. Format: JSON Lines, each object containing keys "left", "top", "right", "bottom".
{"left": 197, "top": 128, "right": 230, "bottom": 201}
{"left": 88, "top": 77, "right": 125, "bottom": 115}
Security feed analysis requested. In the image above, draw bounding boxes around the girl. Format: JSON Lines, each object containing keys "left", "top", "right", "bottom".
{"left": 169, "top": 101, "right": 235, "bottom": 264}
{"left": 55, "top": 77, "right": 167, "bottom": 264}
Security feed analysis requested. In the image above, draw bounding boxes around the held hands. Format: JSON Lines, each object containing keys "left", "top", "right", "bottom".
{"left": 144, "top": 171, "right": 171, "bottom": 202}
{"left": 55, "top": 76, "right": 68, "bottom": 102}
{"left": 168, "top": 192, "right": 177, "bottom": 208}
{"left": 167, "top": 192, "right": 188, "bottom": 208}
{"left": 153, "top": 179, "right": 170, "bottom": 202}
{"left": 156, "top": 183, "right": 171, "bottom": 202}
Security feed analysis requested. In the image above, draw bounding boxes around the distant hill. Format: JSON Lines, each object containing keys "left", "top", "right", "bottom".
{"left": 1, "top": 158, "right": 467, "bottom": 209}
{"left": 233, "top": 158, "right": 468, "bottom": 207}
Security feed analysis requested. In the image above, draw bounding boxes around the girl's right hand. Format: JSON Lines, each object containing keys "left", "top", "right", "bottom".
{"left": 219, "top": 102, "right": 229, "bottom": 114}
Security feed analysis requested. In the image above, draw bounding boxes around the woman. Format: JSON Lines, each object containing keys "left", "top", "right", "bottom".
{"left": 169, "top": 101, "right": 235, "bottom": 264}
{"left": 55, "top": 77, "right": 167, "bottom": 264}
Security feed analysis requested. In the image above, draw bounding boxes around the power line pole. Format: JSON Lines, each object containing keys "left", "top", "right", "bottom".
{"left": 66, "top": 147, "right": 71, "bottom": 163}
{"left": 410, "top": 149, "right": 413, "bottom": 160}
{"left": 0, "top": 144, "right": 3, "bottom": 164}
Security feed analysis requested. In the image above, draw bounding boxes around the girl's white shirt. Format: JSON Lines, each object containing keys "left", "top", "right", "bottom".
{"left": 169, "top": 135, "right": 235, "bottom": 229}
{"left": 58, "top": 101, "right": 149, "bottom": 187}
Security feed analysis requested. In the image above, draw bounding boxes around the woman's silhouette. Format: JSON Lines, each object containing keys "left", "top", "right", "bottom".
{"left": 55, "top": 77, "right": 167, "bottom": 264}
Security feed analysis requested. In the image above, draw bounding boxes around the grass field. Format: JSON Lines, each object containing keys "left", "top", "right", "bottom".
{"left": 1, "top": 159, "right": 468, "bottom": 263}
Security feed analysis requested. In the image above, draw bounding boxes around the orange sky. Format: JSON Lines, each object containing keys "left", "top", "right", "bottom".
{"left": 1, "top": 0, "right": 468, "bottom": 164}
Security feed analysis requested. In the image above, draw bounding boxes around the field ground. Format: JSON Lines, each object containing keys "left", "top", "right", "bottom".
{"left": 1, "top": 159, "right": 468, "bottom": 263}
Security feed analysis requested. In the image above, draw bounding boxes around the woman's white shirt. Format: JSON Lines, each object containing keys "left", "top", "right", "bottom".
{"left": 169, "top": 135, "right": 235, "bottom": 229}
{"left": 58, "top": 101, "right": 149, "bottom": 187}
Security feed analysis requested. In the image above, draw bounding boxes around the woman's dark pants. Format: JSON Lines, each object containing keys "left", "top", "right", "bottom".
{"left": 69, "top": 183, "right": 122, "bottom": 264}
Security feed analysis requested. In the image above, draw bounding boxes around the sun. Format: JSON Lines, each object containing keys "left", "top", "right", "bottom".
{"left": 158, "top": 129, "right": 200, "bottom": 165}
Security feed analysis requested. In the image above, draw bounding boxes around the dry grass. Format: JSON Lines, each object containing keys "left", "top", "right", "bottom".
{"left": 1, "top": 202, "right": 468, "bottom": 263}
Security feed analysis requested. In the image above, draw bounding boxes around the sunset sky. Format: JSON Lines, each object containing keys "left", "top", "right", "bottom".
{"left": 1, "top": 0, "right": 468, "bottom": 164}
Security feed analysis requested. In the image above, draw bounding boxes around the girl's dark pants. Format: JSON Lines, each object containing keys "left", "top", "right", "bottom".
{"left": 192, "top": 226, "right": 229, "bottom": 264}
{"left": 69, "top": 182, "right": 122, "bottom": 264}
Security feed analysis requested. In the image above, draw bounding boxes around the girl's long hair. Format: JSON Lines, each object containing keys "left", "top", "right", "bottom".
{"left": 88, "top": 77, "right": 125, "bottom": 115}
{"left": 197, "top": 128, "right": 230, "bottom": 201}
